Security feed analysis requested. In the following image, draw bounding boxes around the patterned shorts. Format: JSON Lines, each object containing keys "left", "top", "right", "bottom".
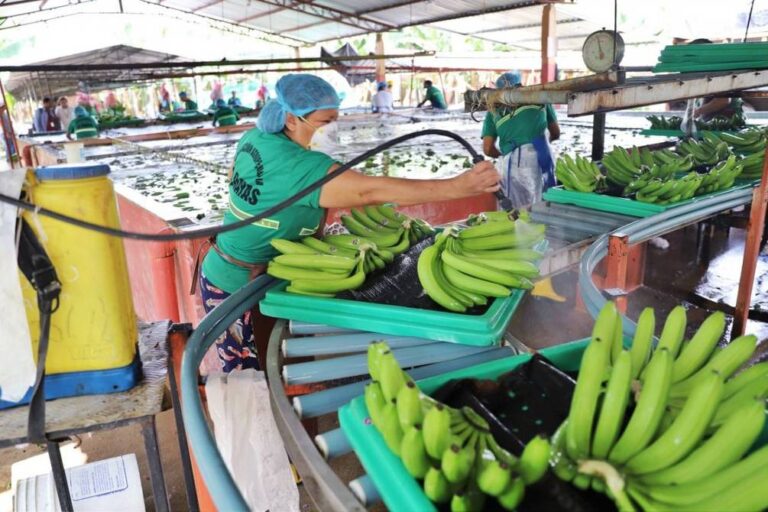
{"left": 199, "top": 272, "right": 260, "bottom": 372}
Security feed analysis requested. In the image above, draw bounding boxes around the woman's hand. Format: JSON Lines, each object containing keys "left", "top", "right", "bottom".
{"left": 451, "top": 160, "right": 500, "bottom": 196}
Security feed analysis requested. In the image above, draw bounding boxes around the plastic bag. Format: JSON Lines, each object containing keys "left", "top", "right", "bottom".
{"left": 681, "top": 98, "right": 698, "bottom": 137}
{"left": 206, "top": 370, "right": 300, "bottom": 512}
{"left": 497, "top": 146, "right": 543, "bottom": 210}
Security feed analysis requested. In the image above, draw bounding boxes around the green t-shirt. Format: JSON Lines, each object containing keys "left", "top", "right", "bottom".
{"left": 202, "top": 129, "right": 335, "bottom": 293}
{"left": 183, "top": 99, "right": 198, "bottom": 111}
{"left": 425, "top": 86, "right": 447, "bottom": 109}
{"left": 213, "top": 106, "right": 239, "bottom": 127}
{"left": 67, "top": 117, "right": 98, "bottom": 140}
{"left": 481, "top": 104, "right": 557, "bottom": 155}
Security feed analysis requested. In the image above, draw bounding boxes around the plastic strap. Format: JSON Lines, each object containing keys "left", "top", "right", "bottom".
{"left": 16, "top": 218, "right": 61, "bottom": 443}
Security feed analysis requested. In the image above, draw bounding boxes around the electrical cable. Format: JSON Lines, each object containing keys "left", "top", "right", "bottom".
{"left": 0, "top": 129, "right": 484, "bottom": 242}
{"left": 744, "top": 0, "right": 757, "bottom": 42}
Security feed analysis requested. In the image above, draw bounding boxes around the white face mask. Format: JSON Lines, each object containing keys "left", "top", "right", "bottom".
{"left": 304, "top": 119, "right": 341, "bottom": 156}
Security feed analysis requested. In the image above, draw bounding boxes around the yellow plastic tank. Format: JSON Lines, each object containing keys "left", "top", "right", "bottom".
{"left": 20, "top": 163, "right": 137, "bottom": 374}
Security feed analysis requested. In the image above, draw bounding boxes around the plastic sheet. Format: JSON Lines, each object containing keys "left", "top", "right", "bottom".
{"left": 433, "top": 354, "right": 613, "bottom": 511}
{"left": 337, "top": 236, "right": 489, "bottom": 315}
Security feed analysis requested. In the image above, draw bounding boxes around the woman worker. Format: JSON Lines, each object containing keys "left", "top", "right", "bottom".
{"left": 199, "top": 74, "right": 500, "bottom": 372}
{"left": 481, "top": 71, "right": 560, "bottom": 209}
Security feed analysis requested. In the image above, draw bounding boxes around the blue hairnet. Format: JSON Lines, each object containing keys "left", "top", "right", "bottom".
{"left": 257, "top": 74, "right": 341, "bottom": 133}
{"left": 496, "top": 71, "right": 522, "bottom": 89}
{"left": 179, "top": 91, "right": 188, "bottom": 97}
{"left": 377, "top": 81, "right": 387, "bottom": 91}
{"left": 74, "top": 106, "right": 88, "bottom": 117}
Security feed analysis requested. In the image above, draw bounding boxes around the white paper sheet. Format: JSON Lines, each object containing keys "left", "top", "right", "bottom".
{"left": 0, "top": 168, "right": 36, "bottom": 403}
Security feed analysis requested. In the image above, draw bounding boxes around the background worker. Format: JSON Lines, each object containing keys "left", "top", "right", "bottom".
{"left": 179, "top": 91, "right": 198, "bottom": 111}
{"left": 33, "top": 97, "right": 60, "bottom": 133}
{"left": 417, "top": 80, "right": 447, "bottom": 110}
{"left": 55, "top": 97, "right": 75, "bottom": 132}
{"left": 212, "top": 98, "right": 239, "bottom": 127}
{"left": 481, "top": 71, "right": 560, "bottom": 209}
{"left": 228, "top": 91, "right": 242, "bottom": 107}
{"left": 371, "top": 81, "right": 394, "bottom": 113}
{"left": 66, "top": 106, "right": 99, "bottom": 140}
{"left": 198, "top": 73, "right": 499, "bottom": 371}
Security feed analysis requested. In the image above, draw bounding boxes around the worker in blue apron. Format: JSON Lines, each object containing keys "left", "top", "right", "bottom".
{"left": 481, "top": 71, "right": 560, "bottom": 210}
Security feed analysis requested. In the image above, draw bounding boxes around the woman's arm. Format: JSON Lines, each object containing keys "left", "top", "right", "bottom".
{"left": 318, "top": 161, "right": 500, "bottom": 208}
{"left": 694, "top": 97, "right": 730, "bottom": 118}
{"left": 483, "top": 136, "right": 502, "bottom": 158}
{"left": 548, "top": 122, "right": 561, "bottom": 141}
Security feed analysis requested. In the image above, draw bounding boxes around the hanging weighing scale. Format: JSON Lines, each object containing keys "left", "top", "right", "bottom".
{"left": 582, "top": 29, "right": 625, "bottom": 72}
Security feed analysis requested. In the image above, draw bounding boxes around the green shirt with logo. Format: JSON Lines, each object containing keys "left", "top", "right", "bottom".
{"left": 183, "top": 99, "right": 198, "bottom": 111}
{"left": 213, "top": 106, "right": 239, "bottom": 127}
{"left": 481, "top": 104, "right": 557, "bottom": 155}
{"left": 425, "top": 85, "right": 447, "bottom": 109}
{"left": 67, "top": 116, "right": 99, "bottom": 140}
{"left": 202, "top": 128, "right": 335, "bottom": 293}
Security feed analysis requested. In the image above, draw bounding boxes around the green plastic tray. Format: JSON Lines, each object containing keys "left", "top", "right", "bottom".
{"left": 340, "top": 337, "right": 768, "bottom": 511}
{"left": 543, "top": 182, "right": 754, "bottom": 218}
{"left": 338, "top": 338, "right": 590, "bottom": 512}
{"left": 260, "top": 281, "right": 527, "bottom": 346}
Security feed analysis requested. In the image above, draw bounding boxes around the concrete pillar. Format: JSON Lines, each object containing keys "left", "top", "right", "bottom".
{"left": 541, "top": 4, "right": 557, "bottom": 83}
{"left": 375, "top": 33, "right": 386, "bottom": 83}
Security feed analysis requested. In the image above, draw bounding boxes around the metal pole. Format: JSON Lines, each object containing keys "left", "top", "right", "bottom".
{"left": 591, "top": 112, "right": 606, "bottom": 161}
{"left": 732, "top": 153, "right": 768, "bottom": 336}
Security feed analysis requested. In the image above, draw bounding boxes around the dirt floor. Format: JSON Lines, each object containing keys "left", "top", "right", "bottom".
{"left": 2, "top": 215, "right": 767, "bottom": 511}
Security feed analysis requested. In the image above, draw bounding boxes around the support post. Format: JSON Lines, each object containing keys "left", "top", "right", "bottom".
{"left": 604, "top": 233, "right": 629, "bottom": 312}
{"left": 591, "top": 112, "right": 606, "bottom": 161}
{"left": 541, "top": 3, "right": 557, "bottom": 83}
{"left": 732, "top": 150, "right": 768, "bottom": 337}
{"left": 375, "top": 33, "right": 385, "bottom": 84}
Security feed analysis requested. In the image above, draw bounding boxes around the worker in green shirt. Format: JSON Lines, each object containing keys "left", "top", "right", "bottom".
{"left": 212, "top": 99, "right": 239, "bottom": 127}
{"left": 198, "top": 73, "right": 499, "bottom": 371}
{"left": 482, "top": 71, "right": 560, "bottom": 209}
{"left": 179, "top": 91, "right": 198, "bottom": 111}
{"left": 66, "top": 106, "right": 99, "bottom": 140}
{"left": 417, "top": 80, "right": 447, "bottom": 110}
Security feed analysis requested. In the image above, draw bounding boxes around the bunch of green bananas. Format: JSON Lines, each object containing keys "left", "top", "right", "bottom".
{"left": 625, "top": 171, "right": 702, "bottom": 205}
{"left": 366, "top": 341, "right": 551, "bottom": 511}
{"left": 340, "top": 204, "right": 435, "bottom": 247}
{"left": 266, "top": 238, "right": 367, "bottom": 297}
{"left": 739, "top": 150, "right": 766, "bottom": 180}
{"left": 417, "top": 217, "right": 545, "bottom": 313}
{"left": 601, "top": 147, "right": 645, "bottom": 187}
{"left": 677, "top": 136, "right": 732, "bottom": 166}
{"left": 696, "top": 154, "right": 744, "bottom": 195}
{"left": 551, "top": 301, "right": 768, "bottom": 511}
{"left": 709, "top": 130, "right": 765, "bottom": 155}
{"left": 555, "top": 154, "right": 606, "bottom": 193}
{"left": 646, "top": 115, "right": 683, "bottom": 131}
{"left": 695, "top": 112, "right": 747, "bottom": 132}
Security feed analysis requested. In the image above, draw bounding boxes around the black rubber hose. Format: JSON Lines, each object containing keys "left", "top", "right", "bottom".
{"left": 0, "top": 129, "right": 492, "bottom": 242}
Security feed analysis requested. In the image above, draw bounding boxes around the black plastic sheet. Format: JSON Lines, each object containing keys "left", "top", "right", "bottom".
{"left": 337, "top": 235, "right": 489, "bottom": 315}
{"left": 433, "top": 354, "right": 614, "bottom": 512}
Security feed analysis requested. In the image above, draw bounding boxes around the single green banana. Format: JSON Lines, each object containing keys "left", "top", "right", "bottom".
{"left": 637, "top": 398, "right": 766, "bottom": 486}
{"left": 400, "top": 425, "right": 431, "bottom": 478}
{"left": 379, "top": 350, "right": 407, "bottom": 403}
{"left": 417, "top": 236, "right": 466, "bottom": 313}
{"left": 630, "top": 307, "right": 655, "bottom": 378}
{"left": 608, "top": 348, "right": 673, "bottom": 465}
{"left": 290, "top": 258, "right": 366, "bottom": 294}
{"left": 549, "top": 420, "right": 577, "bottom": 482}
{"left": 364, "top": 381, "right": 387, "bottom": 428}
{"left": 722, "top": 361, "right": 768, "bottom": 400}
{"left": 670, "top": 334, "right": 757, "bottom": 398}
{"left": 364, "top": 204, "right": 401, "bottom": 228}
{"left": 711, "top": 373, "right": 768, "bottom": 426}
{"left": 441, "top": 443, "right": 474, "bottom": 485}
{"left": 381, "top": 229, "right": 410, "bottom": 254}
{"left": 423, "top": 467, "right": 452, "bottom": 504}
{"left": 566, "top": 301, "right": 617, "bottom": 460}
{"left": 624, "top": 370, "right": 723, "bottom": 475}
{"left": 376, "top": 204, "right": 406, "bottom": 223}
{"left": 497, "top": 477, "right": 525, "bottom": 511}
{"left": 458, "top": 247, "right": 544, "bottom": 261}
{"left": 423, "top": 404, "right": 452, "bottom": 460}
{"left": 459, "top": 231, "right": 544, "bottom": 251}
{"left": 352, "top": 207, "right": 397, "bottom": 232}
{"left": 655, "top": 305, "right": 687, "bottom": 358}
{"left": 476, "top": 459, "right": 512, "bottom": 497}
{"left": 612, "top": 311, "right": 624, "bottom": 362}
{"left": 301, "top": 236, "right": 358, "bottom": 258}
{"left": 442, "top": 265, "right": 510, "bottom": 298}
{"left": 591, "top": 350, "right": 633, "bottom": 459}
{"left": 367, "top": 341, "right": 389, "bottom": 380}
{"left": 671, "top": 311, "right": 726, "bottom": 382}
{"left": 341, "top": 213, "right": 380, "bottom": 238}
{"left": 270, "top": 238, "right": 320, "bottom": 255}
{"left": 458, "top": 219, "right": 516, "bottom": 239}
{"left": 441, "top": 250, "right": 520, "bottom": 288}
{"left": 379, "top": 403, "right": 404, "bottom": 456}
{"left": 518, "top": 435, "right": 551, "bottom": 484}
{"left": 450, "top": 489, "right": 485, "bottom": 512}
{"left": 675, "top": 464, "right": 768, "bottom": 512}
{"left": 464, "top": 257, "right": 540, "bottom": 278}
{"left": 396, "top": 380, "right": 424, "bottom": 430}
{"left": 274, "top": 253, "right": 357, "bottom": 272}
{"left": 267, "top": 263, "right": 347, "bottom": 282}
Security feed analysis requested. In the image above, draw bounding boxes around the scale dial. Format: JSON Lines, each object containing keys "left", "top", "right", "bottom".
{"left": 582, "top": 30, "right": 625, "bottom": 73}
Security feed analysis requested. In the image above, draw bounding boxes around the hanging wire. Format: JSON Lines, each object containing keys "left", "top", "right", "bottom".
{"left": 612, "top": 0, "right": 618, "bottom": 69}
{"left": 743, "top": 0, "right": 757, "bottom": 41}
